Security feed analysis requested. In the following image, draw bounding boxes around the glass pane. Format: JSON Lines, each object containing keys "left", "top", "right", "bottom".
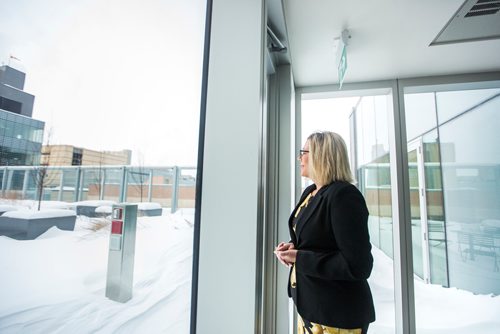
{"left": 404, "top": 93, "right": 437, "bottom": 141}
{"left": 438, "top": 91, "right": 500, "bottom": 294}
{"left": 178, "top": 167, "right": 196, "bottom": 211}
{"left": 58, "top": 169, "right": 76, "bottom": 202}
{"left": 436, "top": 88, "right": 500, "bottom": 124}
{"left": 355, "top": 95, "right": 395, "bottom": 334}
{"left": 301, "top": 96, "right": 359, "bottom": 189}
{"left": 149, "top": 167, "right": 174, "bottom": 209}
{"left": 405, "top": 85, "right": 500, "bottom": 333}
{"left": 126, "top": 167, "right": 151, "bottom": 204}
{"left": 302, "top": 93, "right": 396, "bottom": 333}
{"left": 102, "top": 168, "right": 123, "bottom": 203}
{"left": 357, "top": 96, "right": 394, "bottom": 258}
{"left": 0, "top": 0, "right": 205, "bottom": 332}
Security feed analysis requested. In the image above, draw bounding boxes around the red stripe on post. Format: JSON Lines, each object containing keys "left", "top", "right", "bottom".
{"left": 111, "top": 220, "right": 123, "bottom": 234}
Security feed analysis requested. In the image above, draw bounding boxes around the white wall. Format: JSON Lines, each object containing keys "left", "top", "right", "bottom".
{"left": 195, "top": 0, "right": 265, "bottom": 333}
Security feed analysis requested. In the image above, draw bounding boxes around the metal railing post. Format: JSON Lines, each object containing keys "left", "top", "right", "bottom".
{"left": 6, "top": 168, "right": 13, "bottom": 192}
{"left": 171, "top": 166, "right": 180, "bottom": 213}
{"left": 58, "top": 169, "right": 65, "bottom": 201}
{"left": 100, "top": 169, "right": 106, "bottom": 200}
{"left": 74, "top": 167, "right": 82, "bottom": 202}
{"left": 1, "top": 167, "right": 8, "bottom": 195}
{"left": 22, "top": 169, "right": 30, "bottom": 199}
{"left": 119, "top": 167, "right": 128, "bottom": 203}
{"left": 148, "top": 170, "right": 153, "bottom": 202}
{"left": 79, "top": 168, "right": 85, "bottom": 201}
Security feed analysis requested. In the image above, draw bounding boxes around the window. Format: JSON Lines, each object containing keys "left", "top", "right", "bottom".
{"left": 0, "top": 1, "right": 206, "bottom": 332}
{"left": 0, "top": 96, "right": 22, "bottom": 114}
{"left": 71, "top": 148, "right": 82, "bottom": 166}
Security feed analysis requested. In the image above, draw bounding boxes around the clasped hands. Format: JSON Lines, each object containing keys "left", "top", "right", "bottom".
{"left": 274, "top": 242, "right": 297, "bottom": 267}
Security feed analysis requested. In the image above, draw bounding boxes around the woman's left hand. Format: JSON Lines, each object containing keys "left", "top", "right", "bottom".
{"left": 279, "top": 249, "right": 298, "bottom": 264}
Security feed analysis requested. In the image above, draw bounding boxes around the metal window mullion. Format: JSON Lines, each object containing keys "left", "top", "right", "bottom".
{"left": 294, "top": 90, "right": 302, "bottom": 205}
{"left": 390, "top": 79, "right": 416, "bottom": 334}
{"left": 292, "top": 88, "right": 302, "bottom": 334}
{"left": 264, "top": 72, "right": 279, "bottom": 334}
{"left": 349, "top": 107, "right": 358, "bottom": 181}
{"left": 277, "top": 66, "right": 296, "bottom": 334}
{"left": 189, "top": 0, "right": 213, "bottom": 330}
{"left": 255, "top": 46, "right": 268, "bottom": 334}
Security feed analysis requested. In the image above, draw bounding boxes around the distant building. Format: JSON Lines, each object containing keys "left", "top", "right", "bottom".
{"left": 41, "top": 145, "right": 132, "bottom": 166}
{"left": 0, "top": 65, "right": 45, "bottom": 166}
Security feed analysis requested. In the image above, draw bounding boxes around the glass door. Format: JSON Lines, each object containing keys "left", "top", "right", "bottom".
{"left": 408, "top": 138, "right": 431, "bottom": 283}
{"left": 302, "top": 93, "right": 396, "bottom": 333}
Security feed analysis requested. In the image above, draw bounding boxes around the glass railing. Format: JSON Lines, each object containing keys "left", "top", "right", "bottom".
{"left": 0, "top": 165, "right": 196, "bottom": 212}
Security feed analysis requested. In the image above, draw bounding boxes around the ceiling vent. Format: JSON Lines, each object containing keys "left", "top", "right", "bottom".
{"left": 430, "top": 0, "right": 500, "bottom": 45}
{"left": 465, "top": 0, "right": 500, "bottom": 17}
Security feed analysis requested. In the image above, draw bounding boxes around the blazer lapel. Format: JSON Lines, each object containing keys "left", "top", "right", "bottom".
{"left": 294, "top": 191, "right": 323, "bottom": 240}
{"left": 294, "top": 183, "right": 333, "bottom": 241}
{"left": 289, "top": 185, "right": 315, "bottom": 243}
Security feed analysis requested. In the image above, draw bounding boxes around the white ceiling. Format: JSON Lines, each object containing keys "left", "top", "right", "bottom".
{"left": 277, "top": 0, "right": 500, "bottom": 87}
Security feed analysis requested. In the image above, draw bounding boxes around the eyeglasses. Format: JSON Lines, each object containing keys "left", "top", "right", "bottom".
{"left": 299, "top": 150, "right": 309, "bottom": 158}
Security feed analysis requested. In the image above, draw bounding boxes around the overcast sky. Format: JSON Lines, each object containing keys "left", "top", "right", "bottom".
{"left": 0, "top": 0, "right": 206, "bottom": 166}
{"left": 302, "top": 96, "right": 359, "bottom": 154}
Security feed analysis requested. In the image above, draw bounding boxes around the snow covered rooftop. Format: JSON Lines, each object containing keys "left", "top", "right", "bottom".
{"left": 0, "top": 202, "right": 498, "bottom": 333}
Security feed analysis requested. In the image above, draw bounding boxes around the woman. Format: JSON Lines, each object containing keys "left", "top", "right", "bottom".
{"left": 274, "top": 131, "right": 375, "bottom": 334}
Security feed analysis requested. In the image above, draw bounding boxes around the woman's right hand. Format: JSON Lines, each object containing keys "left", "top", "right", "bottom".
{"left": 275, "top": 242, "right": 294, "bottom": 251}
{"left": 274, "top": 242, "right": 295, "bottom": 267}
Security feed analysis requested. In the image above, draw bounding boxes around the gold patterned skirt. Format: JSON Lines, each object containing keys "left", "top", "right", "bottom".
{"left": 297, "top": 316, "right": 362, "bottom": 334}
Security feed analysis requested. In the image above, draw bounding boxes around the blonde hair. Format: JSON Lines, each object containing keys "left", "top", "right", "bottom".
{"left": 307, "top": 131, "right": 354, "bottom": 184}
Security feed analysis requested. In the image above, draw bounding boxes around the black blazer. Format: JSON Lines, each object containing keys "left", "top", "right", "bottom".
{"left": 288, "top": 181, "right": 375, "bottom": 329}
